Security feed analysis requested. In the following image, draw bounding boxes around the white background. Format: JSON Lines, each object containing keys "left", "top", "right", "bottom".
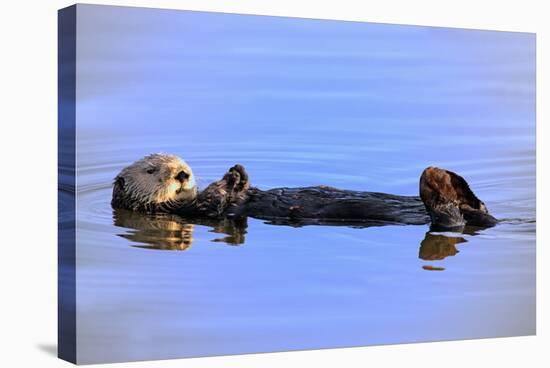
{"left": 0, "top": 0, "right": 547, "bottom": 366}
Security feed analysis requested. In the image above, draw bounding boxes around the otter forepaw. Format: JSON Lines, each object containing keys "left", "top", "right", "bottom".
{"left": 223, "top": 164, "right": 250, "bottom": 192}
{"left": 229, "top": 164, "right": 249, "bottom": 191}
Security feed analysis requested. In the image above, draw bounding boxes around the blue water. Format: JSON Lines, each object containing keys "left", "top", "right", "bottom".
{"left": 73, "top": 5, "right": 535, "bottom": 364}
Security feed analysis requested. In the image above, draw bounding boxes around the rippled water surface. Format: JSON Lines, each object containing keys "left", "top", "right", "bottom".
{"left": 73, "top": 5, "right": 535, "bottom": 364}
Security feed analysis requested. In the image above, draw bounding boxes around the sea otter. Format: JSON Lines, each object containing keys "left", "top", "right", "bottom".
{"left": 112, "top": 153, "right": 498, "bottom": 229}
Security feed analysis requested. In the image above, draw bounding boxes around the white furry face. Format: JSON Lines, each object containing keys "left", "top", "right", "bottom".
{"left": 117, "top": 154, "right": 198, "bottom": 208}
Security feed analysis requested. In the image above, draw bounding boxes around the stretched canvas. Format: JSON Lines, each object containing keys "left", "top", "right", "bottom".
{"left": 58, "top": 4, "right": 536, "bottom": 365}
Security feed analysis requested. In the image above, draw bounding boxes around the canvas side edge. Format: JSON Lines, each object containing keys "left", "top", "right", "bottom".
{"left": 58, "top": 4, "right": 77, "bottom": 365}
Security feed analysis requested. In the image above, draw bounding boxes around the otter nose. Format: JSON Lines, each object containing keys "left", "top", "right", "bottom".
{"left": 175, "top": 171, "right": 190, "bottom": 183}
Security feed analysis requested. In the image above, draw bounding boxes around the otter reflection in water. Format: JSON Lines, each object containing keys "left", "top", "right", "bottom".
{"left": 418, "top": 226, "right": 484, "bottom": 271}
{"left": 114, "top": 206, "right": 488, "bottom": 269}
{"left": 419, "top": 233, "right": 465, "bottom": 261}
{"left": 113, "top": 208, "right": 247, "bottom": 250}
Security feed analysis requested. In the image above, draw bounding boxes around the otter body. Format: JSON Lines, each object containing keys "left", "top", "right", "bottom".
{"left": 233, "top": 187, "right": 430, "bottom": 226}
{"left": 112, "top": 154, "right": 498, "bottom": 230}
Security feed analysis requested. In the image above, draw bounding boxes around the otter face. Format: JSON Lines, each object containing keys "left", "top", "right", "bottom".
{"left": 113, "top": 154, "right": 198, "bottom": 211}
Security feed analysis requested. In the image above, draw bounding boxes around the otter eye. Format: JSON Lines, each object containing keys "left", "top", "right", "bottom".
{"left": 146, "top": 167, "right": 156, "bottom": 174}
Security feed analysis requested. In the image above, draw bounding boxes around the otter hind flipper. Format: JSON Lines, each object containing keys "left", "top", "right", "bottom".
{"left": 419, "top": 166, "right": 497, "bottom": 229}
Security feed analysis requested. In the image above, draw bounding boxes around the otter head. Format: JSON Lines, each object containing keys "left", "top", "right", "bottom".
{"left": 112, "top": 153, "right": 198, "bottom": 212}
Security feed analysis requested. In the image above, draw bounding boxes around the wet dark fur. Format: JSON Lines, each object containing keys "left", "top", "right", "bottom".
{"left": 113, "top": 162, "right": 497, "bottom": 229}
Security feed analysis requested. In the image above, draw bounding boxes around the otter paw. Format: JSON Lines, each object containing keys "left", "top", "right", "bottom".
{"left": 228, "top": 164, "right": 249, "bottom": 191}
